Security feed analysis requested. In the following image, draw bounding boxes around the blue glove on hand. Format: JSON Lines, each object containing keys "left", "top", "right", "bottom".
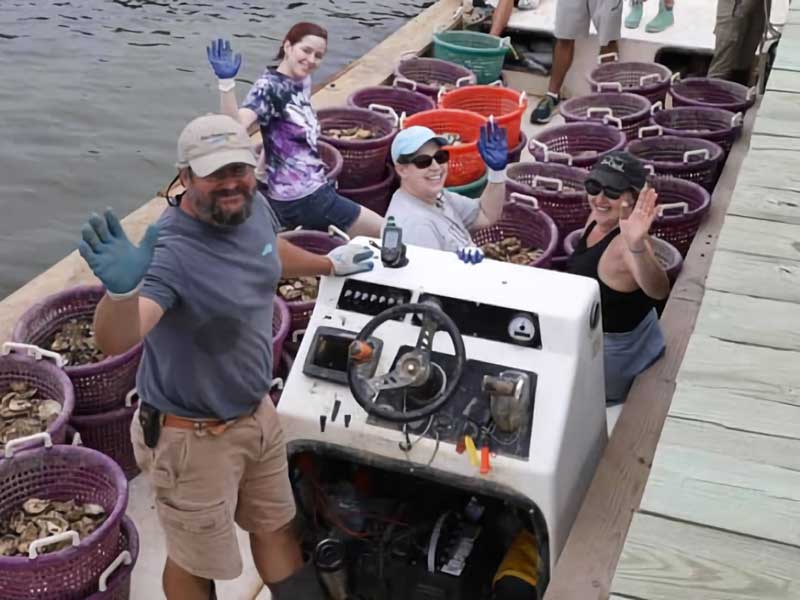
{"left": 207, "top": 38, "right": 242, "bottom": 79}
{"left": 456, "top": 246, "right": 485, "bottom": 265}
{"left": 78, "top": 209, "right": 160, "bottom": 297}
{"left": 327, "top": 244, "right": 375, "bottom": 276}
{"left": 477, "top": 118, "right": 509, "bottom": 172}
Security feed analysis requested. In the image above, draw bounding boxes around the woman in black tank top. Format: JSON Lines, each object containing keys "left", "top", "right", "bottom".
{"left": 566, "top": 151, "right": 670, "bottom": 403}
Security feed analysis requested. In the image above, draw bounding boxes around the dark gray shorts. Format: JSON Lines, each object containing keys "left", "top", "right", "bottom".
{"left": 261, "top": 182, "right": 361, "bottom": 232}
{"left": 555, "top": 0, "right": 622, "bottom": 46}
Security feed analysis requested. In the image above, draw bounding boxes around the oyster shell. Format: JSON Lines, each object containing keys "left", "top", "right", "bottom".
{"left": 323, "top": 126, "right": 377, "bottom": 141}
{"left": 22, "top": 498, "right": 49, "bottom": 516}
{"left": 46, "top": 317, "right": 105, "bottom": 366}
{"left": 0, "top": 534, "right": 17, "bottom": 557}
{"left": 277, "top": 276, "right": 319, "bottom": 303}
{"left": 0, "top": 381, "right": 62, "bottom": 450}
{"left": 480, "top": 236, "right": 544, "bottom": 265}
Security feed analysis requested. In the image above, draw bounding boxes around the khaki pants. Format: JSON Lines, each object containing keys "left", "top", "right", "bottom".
{"left": 707, "top": 0, "right": 771, "bottom": 82}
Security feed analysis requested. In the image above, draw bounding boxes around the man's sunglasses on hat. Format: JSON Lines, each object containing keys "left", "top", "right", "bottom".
{"left": 584, "top": 179, "right": 627, "bottom": 200}
{"left": 398, "top": 149, "right": 450, "bottom": 169}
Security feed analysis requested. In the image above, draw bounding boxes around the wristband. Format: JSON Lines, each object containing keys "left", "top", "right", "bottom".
{"left": 218, "top": 78, "right": 236, "bottom": 92}
{"left": 105, "top": 280, "right": 143, "bottom": 301}
{"left": 487, "top": 167, "right": 507, "bottom": 184}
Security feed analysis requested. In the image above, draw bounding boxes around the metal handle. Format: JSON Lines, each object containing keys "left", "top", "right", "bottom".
{"left": 547, "top": 151, "right": 573, "bottom": 166}
{"left": 509, "top": 192, "right": 539, "bottom": 210}
{"left": 639, "top": 73, "right": 662, "bottom": 86}
{"left": 732, "top": 112, "right": 743, "bottom": 127}
{"left": 1, "top": 342, "right": 66, "bottom": 368}
{"left": 98, "top": 550, "right": 133, "bottom": 591}
{"left": 638, "top": 124, "right": 663, "bottom": 139}
{"left": 28, "top": 530, "right": 80, "bottom": 559}
{"left": 670, "top": 72, "right": 681, "bottom": 84}
{"left": 328, "top": 224, "right": 351, "bottom": 242}
{"left": 518, "top": 90, "right": 527, "bottom": 106}
{"left": 683, "top": 148, "right": 710, "bottom": 163}
{"left": 4, "top": 432, "right": 53, "bottom": 459}
{"left": 598, "top": 51, "right": 619, "bottom": 64}
{"left": 532, "top": 175, "right": 564, "bottom": 192}
{"left": 393, "top": 76, "right": 417, "bottom": 91}
{"left": 603, "top": 115, "right": 623, "bottom": 130}
{"left": 455, "top": 75, "right": 475, "bottom": 88}
{"left": 125, "top": 388, "right": 138, "bottom": 408}
{"left": 650, "top": 101, "right": 663, "bottom": 115}
{"left": 596, "top": 81, "right": 623, "bottom": 92}
{"left": 367, "top": 103, "right": 399, "bottom": 127}
{"left": 587, "top": 107, "right": 613, "bottom": 118}
{"left": 658, "top": 202, "right": 689, "bottom": 216}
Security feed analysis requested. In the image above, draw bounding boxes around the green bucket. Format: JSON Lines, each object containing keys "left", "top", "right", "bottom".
{"left": 447, "top": 171, "right": 488, "bottom": 198}
{"left": 432, "top": 30, "right": 509, "bottom": 85}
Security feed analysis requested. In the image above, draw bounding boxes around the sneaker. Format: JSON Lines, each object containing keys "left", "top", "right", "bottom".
{"left": 531, "top": 93, "right": 559, "bottom": 124}
{"left": 518, "top": 0, "right": 540, "bottom": 9}
{"left": 625, "top": 1, "right": 643, "bottom": 28}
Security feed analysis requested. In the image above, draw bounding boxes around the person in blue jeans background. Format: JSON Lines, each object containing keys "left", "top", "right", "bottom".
{"left": 206, "top": 23, "right": 384, "bottom": 237}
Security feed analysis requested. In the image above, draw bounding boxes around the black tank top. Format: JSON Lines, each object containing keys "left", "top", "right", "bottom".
{"left": 567, "top": 221, "right": 655, "bottom": 333}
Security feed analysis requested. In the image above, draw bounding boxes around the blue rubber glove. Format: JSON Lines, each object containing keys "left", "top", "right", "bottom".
{"left": 477, "top": 118, "right": 509, "bottom": 172}
{"left": 206, "top": 38, "right": 242, "bottom": 80}
{"left": 78, "top": 208, "right": 160, "bottom": 298}
{"left": 456, "top": 246, "right": 485, "bottom": 265}
{"left": 327, "top": 244, "right": 375, "bottom": 276}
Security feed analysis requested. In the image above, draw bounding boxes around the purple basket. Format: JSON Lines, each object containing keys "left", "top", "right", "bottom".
{"left": 272, "top": 296, "right": 290, "bottom": 375}
{"left": 318, "top": 140, "right": 343, "bottom": 184}
{"left": 505, "top": 162, "right": 591, "bottom": 246}
{"left": 393, "top": 55, "right": 477, "bottom": 100}
{"left": 0, "top": 350, "right": 74, "bottom": 453}
{"left": 648, "top": 176, "right": 711, "bottom": 257}
{"left": 339, "top": 162, "right": 399, "bottom": 218}
{"left": 0, "top": 443, "right": 128, "bottom": 600}
{"left": 626, "top": 133, "right": 724, "bottom": 192}
{"left": 508, "top": 130, "right": 527, "bottom": 164}
{"left": 11, "top": 285, "right": 142, "bottom": 416}
{"left": 651, "top": 106, "right": 742, "bottom": 157}
{"left": 587, "top": 60, "right": 672, "bottom": 105}
{"left": 563, "top": 228, "right": 683, "bottom": 282}
{"left": 528, "top": 122, "right": 626, "bottom": 169}
{"left": 69, "top": 390, "right": 139, "bottom": 480}
{"left": 471, "top": 195, "right": 559, "bottom": 269}
{"left": 277, "top": 231, "right": 347, "bottom": 334}
{"left": 269, "top": 351, "right": 295, "bottom": 406}
{"left": 560, "top": 92, "right": 652, "bottom": 139}
{"left": 84, "top": 516, "right": 139, "bottom": 600}
{"left": 670, "top": 77, "right": 756, "bottom": 113}
{"left": 318, "top": 107, "right": 397, "bottom": 189}
{"left": 347, "top": 85, "right": 436, "bottom": 119}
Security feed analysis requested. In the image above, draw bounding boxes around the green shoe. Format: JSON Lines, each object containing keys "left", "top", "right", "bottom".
{"left": 645, "top": 1, "right": 674, "bottom": 33}
{"left": 625, "top": 1, "right": 643, "bottom": 29}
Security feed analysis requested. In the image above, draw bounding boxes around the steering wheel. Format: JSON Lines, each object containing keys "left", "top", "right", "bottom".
{"left": 347, "top": 301, "right": 466, "bottom": 423}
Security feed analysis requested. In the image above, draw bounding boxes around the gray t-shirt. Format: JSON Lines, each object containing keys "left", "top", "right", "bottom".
{"left": 385, "top": 188, "right": 481, "bottom": 252}
{"left": 137, "top": 194, "right": 282, "bottom": 420}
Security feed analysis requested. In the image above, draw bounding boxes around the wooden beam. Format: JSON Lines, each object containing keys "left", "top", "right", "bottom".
{"left": 750, "top": 92, "right": 800, "bottom": 139}
{"left": 714, "top": 214, "right": 800, "bottom": 261}
{"left": 766, "top": 68, "right": 800, "bottom": 93}
{"left": 727, "top": 182, "right": 800, "bottom": 225}
{"left": 704, "top": 249, "right": 800, "bottom": 303}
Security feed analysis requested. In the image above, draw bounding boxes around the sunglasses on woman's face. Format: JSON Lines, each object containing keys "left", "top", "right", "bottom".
{"left": 401, "top": 149, "right": 450, "bottom": 169}
{"left": 584, "top": 179, "right": 626, "bottom": 200}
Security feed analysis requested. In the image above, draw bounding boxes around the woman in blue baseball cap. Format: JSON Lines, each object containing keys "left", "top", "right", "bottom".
{"left": 567, "top": 151, "right": 670, "bottom": 403}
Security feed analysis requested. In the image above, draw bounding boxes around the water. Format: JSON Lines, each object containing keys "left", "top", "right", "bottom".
{"left": 0, "top": 0, "right": 430, "bottom": 300}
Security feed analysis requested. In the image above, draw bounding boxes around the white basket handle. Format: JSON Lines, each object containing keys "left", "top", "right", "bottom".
{"left": 291, "top": 328, "right": 307, "bottom": 345}
{"left": 528, "top": 138, "right": 550, "bottom": 161}
{"left": 639, "top": 73, "right": 662, "bottom": 86}
{"left": 328, "top": 224, "right": 351, "bottom": 242}
{"left": 650, "top": 101, "right": 663, "bottom": 115}
{"left": 29, "top": 530, "right": 80, "bottom": 559}
{"left": 547, "top": 151, "right": 574, "bottom": 166}
{"left": 518, "top": 90, "right": 527, "bottom": 107}
{"left": 99, "top": 550, "right": 133, "bottom": 591}
{"left": 499, "top": 36, "right": 511, "bottom": 49}
{"left": 596, "top": 81, "right": 623, "bottom": 92}
{"left": 437, "top": 86, "right": 447, "bottom": 104}
{"left": 452, "top": 5, "right": 464, "bottom": 20}
{"left": 393, "top": 76, "right": 417, "bottom": 91}
{"left": 4, "top": 432, "right": 53, "bottom": 459}
{"left": 644, "top": 164, "right": 655, "bottom": 175}
{"left": 398, "top": 50, "right": 417, "bottom": 63}
{"left": 747, "top": 86, "right": 756, "bottom": 101}
{"left": 71, "top": 431, "right": 83, "bottom": 446}
{"left": 638, "top": 124, "right": 663, "bottom": 139}
{"left": 1, "top": 342, "right": 66, "bottom": 368}
{"left": 683, "top": 148, "right": 710, "bottom": 163}
{"left": 509, "top": 192, "right": 540, "bottom": 210}
{"left": 670, "top": 72, "right": 681, "bottom": 84}
{"left": 603, "top": 115, "right": 623, "bottom": 130}
{"left": 367, "top": 103, "right": 399, "bottom": 127}
{"left": 532, "top": 175, "right": 564, "bottom": 192}
{"left": 270, "top": 377, "right": 285, "bottom": 392}
{"left": 587, "top": 107, "right": 613, "bottom": 119}
{"left": 598, "top": 52, "right": 619, "bottom": 64}
{"left": 731, "top": 112, "right": 743, "bottom": 127}
{"left": 455, "top": 75, "right": 475, "bottom": 88}
{"left": 658, "top": 202, "right": 689, "bottom": 216}
{"left": 125, "top": 388, "right": 138, "bottom": 408}
{"left": 489, "top": 79, "right": 504, "bottom": 87}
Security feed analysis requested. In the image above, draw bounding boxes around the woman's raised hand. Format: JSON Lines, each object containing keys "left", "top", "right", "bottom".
{"left": 619, "top": 185, "right": 659, "bottom": 253}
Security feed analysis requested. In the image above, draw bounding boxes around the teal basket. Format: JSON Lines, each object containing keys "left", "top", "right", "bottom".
{"left": 447, "top": 170, "right": 488, "bottom": 198}
{"left": 432, "top": 30, "right": 509, "bottom": 85}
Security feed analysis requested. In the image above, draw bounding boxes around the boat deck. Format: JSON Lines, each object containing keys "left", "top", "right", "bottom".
{"left": 609, "top": 10, "right": 800, "bottom": 599}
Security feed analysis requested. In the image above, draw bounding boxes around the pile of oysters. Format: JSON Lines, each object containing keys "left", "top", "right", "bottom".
{"left": 0, "top": 382, "right": 61, "bottom": 450}
{"left": 323, "top": 126, "right": 377, "bottom": 140}
{"left": 0, "top": 498, "right": 106, "bottom": 557}
{"left": 480, "top": 236, "right": 544, "bottom": 265}
{"left": 277, "top": 277, "right": 319, "bottom": 303}
{"left": 47, "top": 317, "right": 105, "bottom": 365}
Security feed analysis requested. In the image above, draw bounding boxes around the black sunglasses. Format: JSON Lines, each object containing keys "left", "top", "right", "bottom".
{"left": 399, "top": 149, "right": 450, "bottom": 169}
{"left": 584, "top": 179, "right": 627, "bottom": 200}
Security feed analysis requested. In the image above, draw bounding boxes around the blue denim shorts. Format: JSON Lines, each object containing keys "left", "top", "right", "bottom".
{"left": 261, "top": 182, "right": 361, "bottom": 232}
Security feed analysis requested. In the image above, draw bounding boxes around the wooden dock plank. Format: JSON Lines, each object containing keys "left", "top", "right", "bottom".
{"left": 704, "top": 248, "right": 800, "bottom": 303}
{"left": 612, "top": 513, "right": 800, "bottom": 600}
{"left": 727, "top": 181, "right": 800, "bottom": 225}
{"left": 677, "top": 334, "right": 800, "bottom": 407}
{"left": 715, "top": 214, "right": 800, "bottom": 261}
{"left": 766, "top": 68, "right": 800, "bottom": 93}
{"left": 772, "top": 25, "right": 800, "bottom": 71}
{"left": 750, "top": 92, "right": 800, "bottom": 139}
{"left": 640, "top": 442, "right": 800, "bottom": 547}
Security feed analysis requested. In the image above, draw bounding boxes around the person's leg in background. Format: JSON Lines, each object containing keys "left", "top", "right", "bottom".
{"left": 489, "top": 0, "right": 516, "bottom": 36}
{"left": 733, "top": 0, "right": 772, "bottom": 85}
{"left": 707, "top": 0, "right": 745, "bottom": 80}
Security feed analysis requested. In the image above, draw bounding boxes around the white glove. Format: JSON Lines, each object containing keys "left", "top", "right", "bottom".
{"left": 327, "top": 244, "right": 375, "bottom": 276}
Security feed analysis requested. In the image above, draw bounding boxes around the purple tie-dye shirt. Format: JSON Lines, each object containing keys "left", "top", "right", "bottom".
{"left": 243, "top": 69, "right": 328, "bottom": 201}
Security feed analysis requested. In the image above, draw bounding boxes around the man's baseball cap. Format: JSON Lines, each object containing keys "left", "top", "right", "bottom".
{"left": 586, "top": 151, "right": 648, "bottom": 193}
{"left": 176, "top": 114, "right": 257, "bottom": 177}
{"left": 391, "top": 126, "right": 448, "bottom": 163}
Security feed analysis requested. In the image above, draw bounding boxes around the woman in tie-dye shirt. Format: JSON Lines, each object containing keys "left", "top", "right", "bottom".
{"left": 207, "top": 23, "right": 384, "bottom": 236}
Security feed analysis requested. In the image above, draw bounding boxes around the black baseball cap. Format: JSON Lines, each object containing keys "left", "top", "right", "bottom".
{"left": 586, "top": 151, "right": 647, "bottom": 193}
